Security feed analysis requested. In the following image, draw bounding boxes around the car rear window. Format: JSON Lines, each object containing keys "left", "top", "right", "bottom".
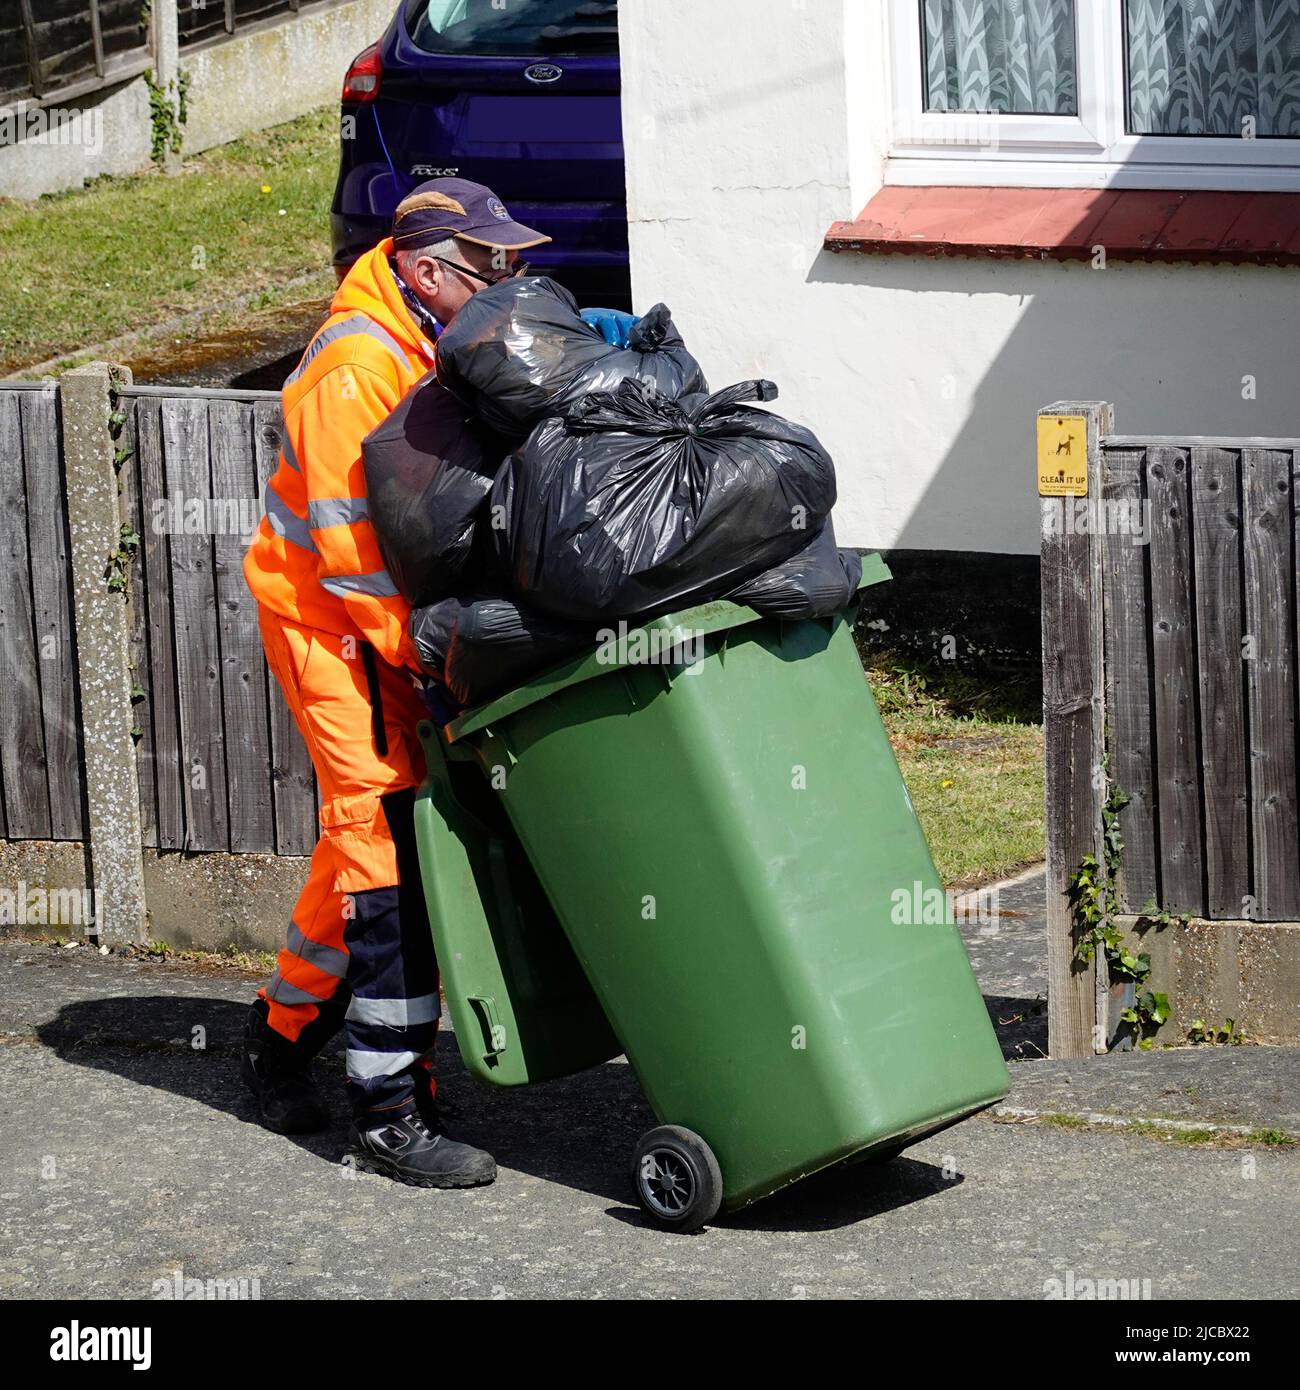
{"left": 404, "top": 0, "right": 618, "bottom": 55}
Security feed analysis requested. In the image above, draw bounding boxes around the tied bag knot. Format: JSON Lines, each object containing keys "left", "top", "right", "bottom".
{"left": 564, "top": 377, "right": 781, "bottom": 438}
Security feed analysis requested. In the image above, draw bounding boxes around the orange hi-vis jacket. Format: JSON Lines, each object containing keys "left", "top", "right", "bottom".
{"left": 244, "top": 239, "right": 435, "bottom": 670}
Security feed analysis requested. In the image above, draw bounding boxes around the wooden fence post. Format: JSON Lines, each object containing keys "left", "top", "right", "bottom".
{"left": 60, "top": 363, "right": 148, "bottom": 944}
{"left": 1040, "top": 401, "right": 1114, "bottom": 1058}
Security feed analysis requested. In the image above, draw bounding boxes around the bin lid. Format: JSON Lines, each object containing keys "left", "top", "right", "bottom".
{"left": 443, "top": 552, "right": 891, "bottom": 743}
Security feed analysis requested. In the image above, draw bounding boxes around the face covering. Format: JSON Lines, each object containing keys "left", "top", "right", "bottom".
{"left": 389, "top": 257, "right": 443, "bottom": 343}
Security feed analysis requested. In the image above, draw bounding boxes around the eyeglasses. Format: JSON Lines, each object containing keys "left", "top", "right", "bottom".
{"left": 431, "top": 256, "right": 529, "bottom": 287}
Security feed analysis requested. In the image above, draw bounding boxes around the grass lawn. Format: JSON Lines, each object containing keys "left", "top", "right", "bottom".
{"left": 0, "top": 107, "right": 339, "bottom": 373}
{"left": 864, "top": 651, "right": 1045, "bottom": 887}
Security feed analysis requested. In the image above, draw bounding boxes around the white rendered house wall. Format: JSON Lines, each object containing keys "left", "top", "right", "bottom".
{"left": 617, "top": 0, "right": 1300, "bottom": 556}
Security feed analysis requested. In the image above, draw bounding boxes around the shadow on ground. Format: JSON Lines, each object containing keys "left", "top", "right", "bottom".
{"left": 37, "top": 992, "right": 960, "bottom": 1233}
{"left": 984, "top": 993, "right": 1048, "bottom": 1061}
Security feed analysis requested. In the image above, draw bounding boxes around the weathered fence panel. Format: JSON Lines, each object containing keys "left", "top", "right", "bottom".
{"left": 1, "top": 0, "right": 151, "bottom": 105}
{"left": 1099, "top": 435, "right": 1300, "bottom": 923}
{"left": 1145, "top": 445, "right": 1205, "bottom": 917}
{"left": 1101, "top": 447, "right": 1158, "bottom": 912}
{"left": 123, "top": 384, "right": 317, "bottom": 856}
{"left": 0, "top": 387, "right": 52, "bottom": 841}
{"left": 162, "top": 395, "right": 231, "bottom": 853}
{"left": 210, "top": 397, "right": 275, "bottom": 854}
{"left": 1, "top": 376, "right": 321, "bottom": 868}
{"left": 1044, "top": 409, "right": 1300, "bottom": 1054}
{"left": 135, "top": 395, "right": 185, "bottom": 850}
{"left": 1242, "top": 448, "right": 1300, "bottom": 921}
{"left": 0, "top": 382, "right": 84, "bottom": 842}
{"left": 22, "top": 386, "right": 82, "bottom": 839}
{"left": 1190, "top": 447, "right": 1247, "bottom": 919}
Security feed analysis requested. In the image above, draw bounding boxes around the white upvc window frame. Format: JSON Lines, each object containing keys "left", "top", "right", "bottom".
{"left": 884, "top": 0, "right": 1300, "bottom": 192}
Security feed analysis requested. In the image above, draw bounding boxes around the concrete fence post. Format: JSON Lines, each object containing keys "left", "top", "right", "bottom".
{"left": 60, "top": 363, "right": 148, "bottom": 945}
{"left": 152, "top": 0, "right": 182, "bottom": 174}
{"left": 153, "top": 0, "right": 180, "bottom": 89}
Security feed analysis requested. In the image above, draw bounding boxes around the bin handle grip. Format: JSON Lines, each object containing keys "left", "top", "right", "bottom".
{"left": 468, "top": 995, "right": 507, "bottom": 1060}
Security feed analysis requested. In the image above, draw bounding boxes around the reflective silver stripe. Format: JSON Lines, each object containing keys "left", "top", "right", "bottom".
{"left": 264, "top": 971, "right": 330, "bottom": 1007}
{"left": 345, "top": 994, "right": 440, "bottom": 1028}
{"left": 263, "top": 481, "right": 317, "bottom": 553}
{"left": 346, "top": 1048, "right": 420, "bottom": 1080}
{"left": 321, "top": 570, "right": 399, "bottom": 599}
{"left": 285, "top": 315, "right": 409, "bottom": 385}
{"left": 286, "top": 922, "right": 348, "bottom": 979}
{"left": 308, "top": 496, "right": 370, "bottom": 530}
{"left": 281, "top": 433, "right": 301, "bottom": 473}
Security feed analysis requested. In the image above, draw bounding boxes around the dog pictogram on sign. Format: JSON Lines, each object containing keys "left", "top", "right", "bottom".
{"left": 1037, "top": 416, "right": 1088, "bottom": 497}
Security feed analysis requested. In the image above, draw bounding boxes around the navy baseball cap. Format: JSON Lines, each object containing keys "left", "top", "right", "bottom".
{"left": 392, "top": 177, "right": 551, "bottom": 252}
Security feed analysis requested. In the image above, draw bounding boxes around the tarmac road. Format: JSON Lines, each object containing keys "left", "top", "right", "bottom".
{"left": 0, "top": 926, "right": 1296, "bottom": 1301}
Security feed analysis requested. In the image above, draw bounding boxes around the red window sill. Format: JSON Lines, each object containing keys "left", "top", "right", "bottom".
{"left": 824, "top": 187, "right": 1300, "bottom": 266}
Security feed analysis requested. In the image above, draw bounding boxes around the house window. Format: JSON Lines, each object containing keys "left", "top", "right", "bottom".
{"left": 1126, "top": 0, "right": 1300, "bottom": 138}
{"left": 922, "top": 0, "right": 1079, "bottom": 115}
{"left": 887, "top": 0, "right": 1300, "bottom": 189}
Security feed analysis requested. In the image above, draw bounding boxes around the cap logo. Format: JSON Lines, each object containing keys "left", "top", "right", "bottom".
{"left": 487, "top": 197, "right": 510, "bottom": 221}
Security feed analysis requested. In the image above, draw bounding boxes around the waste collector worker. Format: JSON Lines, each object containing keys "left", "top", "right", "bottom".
{"left": 240, "top": 177, "right": 632, "bottom": 1188}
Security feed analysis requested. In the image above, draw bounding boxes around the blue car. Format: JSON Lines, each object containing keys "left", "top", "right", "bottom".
{"left": 331, "top": 0, "right": 629, "bottom": 308}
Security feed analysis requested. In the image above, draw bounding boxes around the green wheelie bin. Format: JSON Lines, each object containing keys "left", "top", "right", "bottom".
{"left": 413, "top": 554, "right": 1010, "bottom": 1230}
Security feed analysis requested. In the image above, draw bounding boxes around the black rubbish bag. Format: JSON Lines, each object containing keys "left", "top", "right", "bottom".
{"left": 434, "top": 276, "right": 614, "bottom": 438}
{"left": 558, "top": 302, "right": 708, "bottom": 406}
{"left": 489, "top": 377, "right": 838, "bottom": 622}
{"left": 727, "top": 521, "right": 862, "bottom": 619}
{"left": 410, "top": 592, "right": 594, "bottom": 709}
{"left": 434, "top": 277, "right": 706, "bottom": 439}
{"left": 361, "top": 372, "right": 510, "bottom": 607}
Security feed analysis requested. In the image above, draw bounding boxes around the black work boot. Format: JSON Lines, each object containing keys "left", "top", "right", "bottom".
{"left": 347, "top": 1110, "right": 497, "bottom": 1188}
{"left": 241, "top": 997, "right": 331, "bottom": 1135}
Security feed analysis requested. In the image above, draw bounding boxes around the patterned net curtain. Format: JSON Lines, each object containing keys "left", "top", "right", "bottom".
{"left": 922, "top": 0, "right": 1079, "bottom": 114}
{"left": 1128, "top": 0, "right": 1300, "bottom": 137}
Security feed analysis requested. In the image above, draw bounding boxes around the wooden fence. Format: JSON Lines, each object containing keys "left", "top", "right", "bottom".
{"left": 1041, "top": 403, "right": 1300, "bottom": 1056}
{"left": 121, "top": 385, "right": 317, "bottom": 856}
{"left": 0, "top": 381, "right": 84, "bottom": 842}
{"left": 177, "top": 0, "right": 332, "bottom": 55}
{"left": 1, "top": 0, "right": 333, "bottom": 107}
{"left": 6, "top": 378, "right": 1298, "bottom": 1024}
{"left": 1, "top": 375, "right": 317, "bottom": 873}
{"left": 1, "top": 0, "right": 150, "bottom": 106}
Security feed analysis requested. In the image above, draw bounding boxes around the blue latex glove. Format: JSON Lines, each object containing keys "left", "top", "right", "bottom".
{"left": 580, "top": 307, "right": 639, "bottom": 349}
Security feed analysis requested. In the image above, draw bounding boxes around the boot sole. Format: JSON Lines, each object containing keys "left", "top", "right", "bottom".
{"left": 345, "top": 1151, "right": 497, "bottom": 1189}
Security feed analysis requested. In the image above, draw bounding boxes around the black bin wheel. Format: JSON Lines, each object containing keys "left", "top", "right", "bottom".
{"left": 632, "top": 1125, "right": 723, "bottom": 1233}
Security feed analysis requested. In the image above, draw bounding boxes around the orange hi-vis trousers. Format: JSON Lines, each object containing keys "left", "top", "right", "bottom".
{"left": 256, "top": 605, "right": 440, "bottom": 1117}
